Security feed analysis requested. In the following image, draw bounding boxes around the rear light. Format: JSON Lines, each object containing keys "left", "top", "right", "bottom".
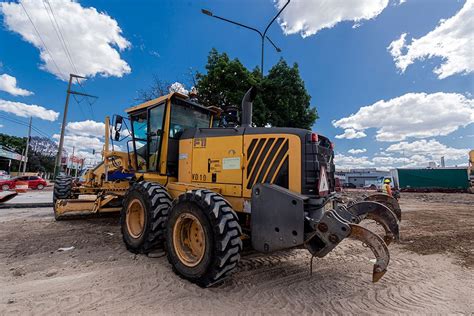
{"left": 311, "top": 133, "right": 318, "bottom": 142}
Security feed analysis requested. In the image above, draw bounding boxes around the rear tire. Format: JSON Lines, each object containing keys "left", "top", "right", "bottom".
{"left": 166, "top": 190, "right": 242, "bottom": 287}
{"left": 1, "top": 184, "right": 9, "bottom": 191}
{"left": 53, "top": 176, "right": 73, "bottom": 220}
{"left": 121, "top": 181, "right": 172, "bottom": 254}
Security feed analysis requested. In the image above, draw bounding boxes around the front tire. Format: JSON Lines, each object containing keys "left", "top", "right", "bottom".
{"left": 166, "top": 190, "right": 242, "bottom": 287}
{"left": 121, "top": 181, "right": 172, "bottom": 254}
{"left": 53, "top": 176, "right": 73, "bottom": 220}
{"left": 1, "top": 184, "right": 9, "bottom": 191}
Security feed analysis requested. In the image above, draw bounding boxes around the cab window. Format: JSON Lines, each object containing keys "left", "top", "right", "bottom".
{"left": 169, "top": 99, "right": 211, "bottom": 138}
{"left": 148, "top": 105, "right": 165, "bottom": 171}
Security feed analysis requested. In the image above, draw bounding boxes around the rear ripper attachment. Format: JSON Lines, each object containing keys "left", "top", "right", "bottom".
{"left": 251, "top": 184, "right": 401, "bottom": 283}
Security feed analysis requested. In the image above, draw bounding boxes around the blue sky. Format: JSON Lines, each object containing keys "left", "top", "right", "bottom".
{"left": 0, "top": 0, "right": 473, "bottom": 169}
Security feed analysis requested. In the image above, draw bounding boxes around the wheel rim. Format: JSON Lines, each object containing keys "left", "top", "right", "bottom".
{"left": 173, "top": 213, "right": 206, "bottom": 267}
{"left": 2, "top": 185, "right": 8, "bottom": 191}
{"left": 38, "top": 184, "right": 44, "bottom": 190}
{"left": 126, "top": 198, "right": 145, "bottom": 239}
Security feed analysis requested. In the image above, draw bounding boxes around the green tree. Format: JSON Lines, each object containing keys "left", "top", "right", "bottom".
{"left": 261, "top": 59, "right": 318, "bottom": 129}
{"left": 196, "top": 48, "right": 263, "bottom": 120}
{"left": 196, "top": 49, "right": 318, "bottom": 129}
{"left": 0, "top": 133, "right": 26, "bottom": 153}
{"left": 0, "top": 134, "right": 57, "bottom": 173}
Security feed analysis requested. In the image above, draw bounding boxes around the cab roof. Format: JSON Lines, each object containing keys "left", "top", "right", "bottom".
{"left": 125, "top": 92, "right": 217, "bottom": 114}
{"left": 125, "top": 92, "right": 188, "bottom": 114}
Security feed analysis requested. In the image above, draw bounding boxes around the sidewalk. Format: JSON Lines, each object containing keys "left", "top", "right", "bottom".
{"left": 0, "top": 190, "right": 53, "bottom": 208}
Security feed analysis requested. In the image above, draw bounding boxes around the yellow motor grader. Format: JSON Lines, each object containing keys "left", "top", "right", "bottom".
{"left": 53, "top": 88, "right": 401, "bottom": 287}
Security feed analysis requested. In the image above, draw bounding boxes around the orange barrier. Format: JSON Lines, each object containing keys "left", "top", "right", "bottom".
{"left": 15, "top": 181, "right": 28, "bottom": 193}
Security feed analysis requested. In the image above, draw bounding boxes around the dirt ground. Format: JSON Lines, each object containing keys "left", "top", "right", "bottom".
{"left": 1, "top": 192, "right": 473, "bottom": 315}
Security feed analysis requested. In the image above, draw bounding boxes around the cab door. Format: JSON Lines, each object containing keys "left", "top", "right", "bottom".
{"left": 147, "top": 104, "right": 165, "bottom": 172}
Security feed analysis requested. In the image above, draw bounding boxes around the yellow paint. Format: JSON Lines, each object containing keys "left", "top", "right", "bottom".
{"left": 159, "top": 99, "right": 172, "bottom": 175}
{"left": 178, "top": 139, "right": 193, "bottom": 183}
{"left": 242, "top": 134, "right": 301, "bottom": 198}
{"left": 190, "top": 136, "right": 243, "bottom": 185}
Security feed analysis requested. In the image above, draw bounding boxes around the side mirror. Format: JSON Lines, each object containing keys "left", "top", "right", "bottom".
{"left": 114, "top": 131, "right": 121, "bottom": 141}
{"left": 114, "top": 115, "right": 123, "bottom": 132}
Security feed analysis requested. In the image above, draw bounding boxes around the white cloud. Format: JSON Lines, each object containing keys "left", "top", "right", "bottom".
{"left": 275, "top": 0, "right": 389, "bottom": 38}
{"left": 333, "top": 92, "right": 474, "bottom": 142}
{"left": 372, "top": 156, "right": 410, "bottom": 165}
{"left": 53, "top": 133, "right": 103, "bottom": 155}
{"left": 0, "top": 74, "right": 33, "bottom": 96}
{"left": 335, "top": 128, "right": 367, "bottom": 139}
{"left": 335, "top": 139, "right": 469, "bottom": 170}
{"left": 66, "top": 120, "right": 105, "bottom": 137}
{"left": 335, "top": 152, "right": 420, "bottom": 170}
{"left": 169, "top": 82, "right": 188, "bottom": 95}
{"left": 336, "top": 152, "right": 430, "bottom": 170}
{"left": 386, "top": 139, "right": 469, "bottom": 161}
{"left": 334, "top": 153, "right": 374, "bottom": 170}
{"left": 0, "top": 99, "right": 58, "bottom": 121}
{"left": 59, "top": 119, "right": 128, "bottom": 163}
{"left": 0, "top": 0, "right": 131, "bottom": 81}
{"left": 348, "top": 148, "right": 367, "bottom": 154}
{"left": 388, "top": 0, "right": 474, "bottom": 79}
{"left": 0, "top": 124, "right": 3, "bottom": 128}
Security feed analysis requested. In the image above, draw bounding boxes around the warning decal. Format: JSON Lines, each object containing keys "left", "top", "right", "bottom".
{"left": 318, "top": 166, "right": 329, "bottom": 195}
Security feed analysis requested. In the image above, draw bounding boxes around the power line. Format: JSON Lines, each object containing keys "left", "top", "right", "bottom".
{"left": 44, "top": 0, "right": 97, "bottom": 123}
{"left": 20, "top": 2, "right": 98, "bottom": 125}
{"left": 42, "top": 0, "right": 97, "bottom": 119}
{"left": 19, "top": 1, "right": 65, "bottom": 79}
{"left": 0, "top": 114, "right": 52, "bottom": 138}
{"left": 42, "top": 0, "right": 79, "bottom": 75}
{"left": 0, "top": 115, "right": 52, "bottom": 138}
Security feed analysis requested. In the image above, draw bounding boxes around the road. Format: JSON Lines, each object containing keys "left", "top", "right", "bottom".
{"left": 0, "top": 191, "right": 473, "bottom": 314}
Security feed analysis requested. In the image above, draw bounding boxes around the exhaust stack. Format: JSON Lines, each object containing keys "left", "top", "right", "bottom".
{"left": 241, "top": 86, "right": 257, "bottom": 128}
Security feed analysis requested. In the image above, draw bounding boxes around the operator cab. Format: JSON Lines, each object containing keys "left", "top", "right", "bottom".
{"left": 122, "top": 93, "right": 215, "bottom": 177}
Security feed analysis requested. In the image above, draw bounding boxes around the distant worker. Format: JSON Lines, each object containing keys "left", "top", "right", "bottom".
{"left": 382, "top": 178, "right": 392, "bottom": 197}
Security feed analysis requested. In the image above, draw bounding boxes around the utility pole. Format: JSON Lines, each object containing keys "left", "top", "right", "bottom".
{"left": 22, "top": 116, "right": 32, "bottom": 175}
{"left": 18, "top": 148, "right": 25, "bottom": 176}
{"left": 54, "top": 74, "right": 98, "bottom": 178}
{"left": 70, "top": 146, "right": 75, "bottom": 176}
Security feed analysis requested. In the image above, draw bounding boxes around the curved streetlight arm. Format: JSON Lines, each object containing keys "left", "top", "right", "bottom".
{"left": 210, "top": 14, "right": 263, "bottom": 38}
{"left": 263, "top": 0, "right": 290, "bottom": 37}
{"left": 201, "top": 1, "right": 291, "bottom": 76}
{"left": 202, "top": 9, "right": 281, "bottom": 53}
{"left": 265, "top": 35, "right": 281, "bottom": 52}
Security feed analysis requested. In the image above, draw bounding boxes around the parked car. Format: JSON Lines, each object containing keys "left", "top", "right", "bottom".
{"left": 342, "top": 183, "right": 357, "bottom": 189}
{"left": 363, "top": 184, "right": 377, "bottom": 190}
{"left": 0, "top": 176, "right": 47, "bottom": 191}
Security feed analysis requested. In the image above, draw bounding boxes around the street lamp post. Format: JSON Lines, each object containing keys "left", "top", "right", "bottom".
{"left": 201, "top": 0, "right": 290, "bottom": 76}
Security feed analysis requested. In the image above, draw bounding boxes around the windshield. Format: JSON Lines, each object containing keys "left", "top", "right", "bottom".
{"left": 169, "top": 99, "right": 211, "bottom": 138}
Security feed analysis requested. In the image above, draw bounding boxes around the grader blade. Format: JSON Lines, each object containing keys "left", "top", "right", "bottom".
{"left": 364, "top": 194, "right": 401, "bottom": 221}
{"left": 0, "top": 192, "right": 17, "bottom": 203}
{"left": 349, "top": 223, "right": 390, "bottom": 282}
{"left": 346, "top": 201, "right": 399, "bottom": 245}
